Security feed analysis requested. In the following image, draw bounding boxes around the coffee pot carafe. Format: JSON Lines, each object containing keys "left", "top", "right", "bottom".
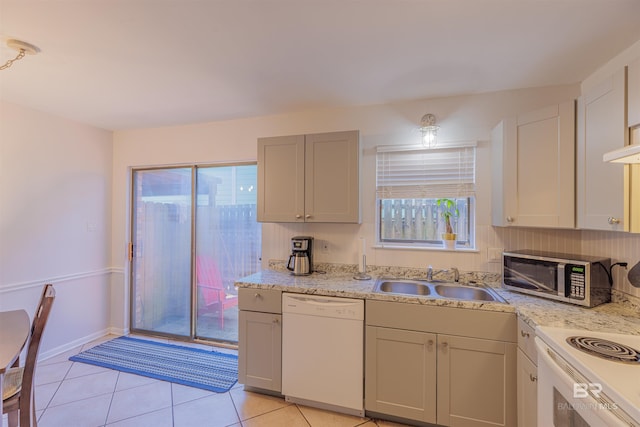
{"left": 287, "top": 252, "right": 311, "bottom": 275}
{"left": 287, "top": 236, "right": 313, "bottom": 275}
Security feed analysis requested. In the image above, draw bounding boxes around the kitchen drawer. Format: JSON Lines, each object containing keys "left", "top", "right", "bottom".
{"left": 366, "top": 300, "right": 516, "bottom": 343}
{"left": 239, "top": 288, "right": 282, "bottom": 314}
{"left": 517, "top": 318, "right": 537, "bottom": 364}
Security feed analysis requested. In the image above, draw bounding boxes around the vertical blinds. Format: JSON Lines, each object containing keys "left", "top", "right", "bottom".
{"left": 376, "top": 144, "right": 476, "bottom": 198}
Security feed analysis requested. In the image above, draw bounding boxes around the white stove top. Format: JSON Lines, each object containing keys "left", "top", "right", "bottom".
{"left": 536, "top": 326, "right": 640, "bottom": 423}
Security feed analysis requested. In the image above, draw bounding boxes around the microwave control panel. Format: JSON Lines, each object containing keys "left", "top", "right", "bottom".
{"left": 566, "top": 264, "right": 586, "bottom": 300}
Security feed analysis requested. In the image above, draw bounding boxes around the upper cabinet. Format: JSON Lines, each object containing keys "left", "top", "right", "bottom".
{"left": 257, "top": 130, "right": 360, "bottom": 223}
{"left": 627, "top": 58, "right": 640, "bottom": 232}
{"left": 491, "top": 101, "right": 575, "bottom": 228}
{"left": 629, "top": 57, "right": 640, "bottom": 128}
{"left": 257, "top": 134, "right": 305, "bottom": 222}
{"left": 576, "top": 67, "right": 628, "bottom": 231}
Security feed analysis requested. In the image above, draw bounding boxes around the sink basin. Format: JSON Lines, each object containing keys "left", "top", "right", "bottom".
{"left": 433, "top": 284, "right": 499, "bottom": 301}
{"left": 375, "top": 280, "right": 431, "bottom": 296}
{"left": 373, "top": 278, "right": 506, "bottom": 303}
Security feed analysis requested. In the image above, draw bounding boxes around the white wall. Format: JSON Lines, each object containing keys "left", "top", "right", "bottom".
{"left": 582, "top": 38, "right": 640, "bottom": 93}
{"left": 112, "top": 84, "right": 581, "bottom": 325}
{"left": 0, "top": 101, "right": 113, "bottom": 358}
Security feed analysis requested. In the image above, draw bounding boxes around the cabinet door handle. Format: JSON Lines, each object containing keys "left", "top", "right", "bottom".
{"left": 441, "top": 342, "right": 448, "bottom": 350}
{"left": 608, "top": 217, "right": 620, "bottom": 225}
{"left": 305, "top": 214, "right": 312, "bottom": 219}
{"left": 506, "top": 216, "right": 514, "bottom": 223}
{"left": 295, "top": 214, "right": 302, "bottom": 219}
{"left": 520, "top": 330, "right": 530, "bottom": 338}
{"left": 272, "top": 318, "right": 280, "bottom": 325}
{"left": 529, "top": 374, "right": 537, "bottom": 382}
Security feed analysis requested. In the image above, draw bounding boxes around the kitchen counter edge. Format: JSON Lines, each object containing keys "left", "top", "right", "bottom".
{"left": 235, "top": 269, "right": 640, "bottom": 336}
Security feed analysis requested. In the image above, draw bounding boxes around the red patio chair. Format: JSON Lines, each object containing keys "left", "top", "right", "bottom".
{"left": 196, "top": 256, "right": 238, "bottom": 329}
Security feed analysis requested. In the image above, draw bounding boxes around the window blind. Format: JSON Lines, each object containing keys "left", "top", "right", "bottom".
{"left": 376, "top": 144, "right": 476, "bottom": 199}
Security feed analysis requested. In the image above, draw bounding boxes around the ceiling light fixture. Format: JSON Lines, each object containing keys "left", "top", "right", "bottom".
{"left": 420, "top": 113, "right": 439, "bottom": 148}
{"left": 1, "top": 39, "right": 40, "bottom": 71}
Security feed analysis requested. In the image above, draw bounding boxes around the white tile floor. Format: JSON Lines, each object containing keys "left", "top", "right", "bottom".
{"left": 3, "top": 334, "right": 411, "bottom": 427}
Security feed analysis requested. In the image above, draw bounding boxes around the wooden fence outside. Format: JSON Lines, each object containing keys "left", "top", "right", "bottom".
{"left": 133, "top": 202, "right": 260, "bottom": 330}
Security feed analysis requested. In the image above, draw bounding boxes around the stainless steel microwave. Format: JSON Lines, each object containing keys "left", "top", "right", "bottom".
{"left": 502, "top": 250, "right": 611, "bottom": 307}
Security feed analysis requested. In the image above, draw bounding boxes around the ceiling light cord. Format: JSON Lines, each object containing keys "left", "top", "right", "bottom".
{"left": 1, "top": 39, "right": 40, "bottom": 71}
{"left": 0, "top": 48, "right": 27, "bottom": 71}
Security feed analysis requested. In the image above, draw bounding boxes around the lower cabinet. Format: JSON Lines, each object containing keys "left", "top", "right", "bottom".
{"left": 516, "top": 319, "right": 538, "bottom": 427}
{"left": 365, "top": 327, "right": 437, "bottom": 423}
{"left": 365, "top": 301, "right": 517, "bottom": 427}
{"left": 238, "top": 288, "right": 282, "bottom": 392}
{"left": 517, "top": 349, "right": 538, "bottom": 427}
{"left": 437, "top": 334, "right": 516, "bottom": 427}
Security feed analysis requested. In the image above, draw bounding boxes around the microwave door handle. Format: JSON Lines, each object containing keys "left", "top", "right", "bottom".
{"left": 558, "top": 263, "right": 565, "bottom": 297}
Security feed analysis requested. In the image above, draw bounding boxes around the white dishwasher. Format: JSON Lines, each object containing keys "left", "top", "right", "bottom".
{"left": 282, "top": 293, "right": 364, "bottom": 416}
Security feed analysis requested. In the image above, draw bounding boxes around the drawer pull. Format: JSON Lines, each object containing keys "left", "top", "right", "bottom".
{"left": 608, "top": 217, "right": 620, "bottom": 225}
{"left": 253, "top": 293, "right": 262, "bottom": 300}
{"left": 529, "top": 374, "right": 537, "bottom": 382}
{"left": 520, "top": 330, "right": 530, "bottom": 338}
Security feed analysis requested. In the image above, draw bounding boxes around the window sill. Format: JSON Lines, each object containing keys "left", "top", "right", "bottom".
{"left": 374, "top": 244, "right": 479, "bottom": 253}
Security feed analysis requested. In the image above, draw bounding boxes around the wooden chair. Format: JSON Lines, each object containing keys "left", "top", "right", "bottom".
{"left": 196, "top": 256, "right": 238, "bottom": 329}
{"left": 2, "top": 284, "right": 56, "bottom": 427}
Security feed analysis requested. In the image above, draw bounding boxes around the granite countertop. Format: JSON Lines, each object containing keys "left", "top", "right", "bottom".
{"left": 235, "top": 262, "right": 640, "bottom": 336}
{"left": 497, "top": 288, "right": 640, "bottom": 335}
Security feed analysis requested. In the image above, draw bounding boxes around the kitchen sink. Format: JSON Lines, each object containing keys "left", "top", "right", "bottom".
{"left": 433, "top": 284, "right": 501, "bottom": 301}
{"left": 375, "top": 280, "right": 431, "bottom": 295}
{"left": 374, "top": 278, "right": 506, "bottom": 303}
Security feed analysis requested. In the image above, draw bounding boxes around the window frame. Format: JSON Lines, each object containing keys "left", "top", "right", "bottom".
{"left": 375, "top": 143, "right": 477, "bottom": 250}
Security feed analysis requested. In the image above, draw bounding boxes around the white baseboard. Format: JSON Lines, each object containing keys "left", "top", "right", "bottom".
{"left": 39, "top": 327, "right": 130, "bottom": 361}
{"left": 108, "top": 326, "right": 129, "bottom": 336}
{"left": 39, "top": 329, "right": 112, "bottom": 361}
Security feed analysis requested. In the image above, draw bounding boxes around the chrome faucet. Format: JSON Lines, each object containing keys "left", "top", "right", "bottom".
{"left": 451, "top": 267, "right": 459, "bottom": 282}
{"left": 427, "top": 266, "right": 459, "bottom": 282}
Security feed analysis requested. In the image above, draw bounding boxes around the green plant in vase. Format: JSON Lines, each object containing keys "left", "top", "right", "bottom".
{"left": 437, "top": 198, "right": 458, "bottom": 248}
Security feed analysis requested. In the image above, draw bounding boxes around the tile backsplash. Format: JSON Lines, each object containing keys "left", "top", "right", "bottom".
{"left": 263, "top": 222, "right": 640, "bottom": 300}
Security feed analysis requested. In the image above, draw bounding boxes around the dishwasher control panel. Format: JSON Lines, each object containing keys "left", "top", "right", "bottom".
{"left": 282, "top": 293, "right": 364, "bottom": 320}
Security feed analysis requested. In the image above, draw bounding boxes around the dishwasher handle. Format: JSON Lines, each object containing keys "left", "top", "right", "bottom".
{"left": 282, "top": 293, "right": 364, "bottom": 319}
{"left": 285, "top": 294, "right": 356, "bottom": 307}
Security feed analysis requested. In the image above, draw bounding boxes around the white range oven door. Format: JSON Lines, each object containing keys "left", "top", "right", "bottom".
{"left": 535, "top": 337, "right": 636, "bottom": 427}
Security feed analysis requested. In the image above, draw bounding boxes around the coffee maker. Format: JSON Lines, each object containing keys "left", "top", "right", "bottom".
{"left": 287, "top": 236, "right": 313, "bottom": 275}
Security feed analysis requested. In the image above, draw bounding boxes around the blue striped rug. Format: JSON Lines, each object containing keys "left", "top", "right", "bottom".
{"left": 69, "top": 336, "right": 237, "bottom": 392}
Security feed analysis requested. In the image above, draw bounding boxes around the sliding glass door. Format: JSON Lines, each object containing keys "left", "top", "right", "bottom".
{"left": 130, "top": 168, "right": 192, "bottom": 337}
{"left": 130, "top": 164, "right": 260, "bottom": 343}
{"left": 194, "top": 165, "right": 260, "bottom": 341}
